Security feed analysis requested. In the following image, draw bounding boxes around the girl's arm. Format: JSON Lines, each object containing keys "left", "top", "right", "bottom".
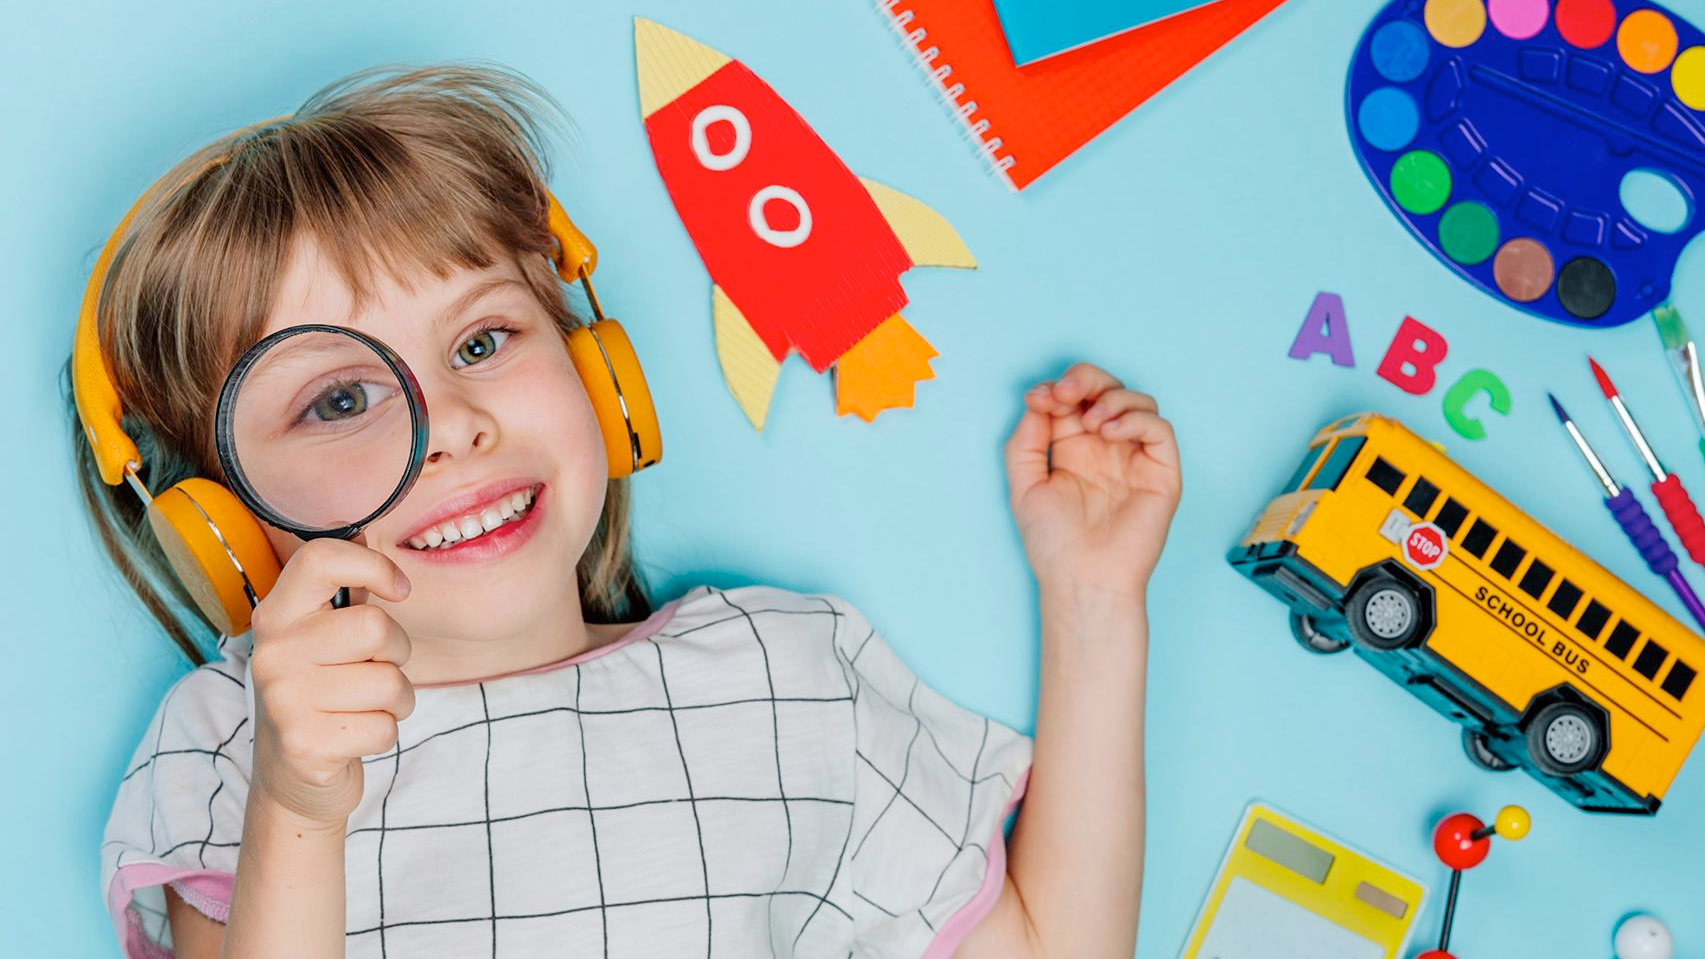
{"left": 164, "top": 796, "right": 347, "bottom": 959}
{"left": 958, "top": 363, "right": 1181, "bottom": 959}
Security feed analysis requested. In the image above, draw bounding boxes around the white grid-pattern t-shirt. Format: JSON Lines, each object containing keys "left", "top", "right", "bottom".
{"left": 102, "top": 585, "right": 1033, "bottom": 958}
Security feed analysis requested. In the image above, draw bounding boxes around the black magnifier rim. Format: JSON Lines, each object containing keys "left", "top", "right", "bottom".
{"left": 215, "top": 323, "right": 428, "bottom": 541}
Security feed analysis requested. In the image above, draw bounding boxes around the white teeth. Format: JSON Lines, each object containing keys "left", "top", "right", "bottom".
{"left": 407, "top": 486, "right": 538, "bottom": 550}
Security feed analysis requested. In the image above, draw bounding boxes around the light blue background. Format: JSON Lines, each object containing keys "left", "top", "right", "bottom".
{"left": 4, "top": 0, "right": 1703, "bottom": 955}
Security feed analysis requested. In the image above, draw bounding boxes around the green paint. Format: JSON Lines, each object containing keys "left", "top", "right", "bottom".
{"left": 1442, "top": 368, "right": 1512, "bottom": 440}
{"left": 1438, "top": 201, "right": 1499, "bottom": 265}
{"left": 1391, "top": 151, "right": 1452, "bottom": 216}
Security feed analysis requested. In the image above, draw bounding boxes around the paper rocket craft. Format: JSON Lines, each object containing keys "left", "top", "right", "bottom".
{"left": 635, "top": 17, "right": 976, "bottom": 429}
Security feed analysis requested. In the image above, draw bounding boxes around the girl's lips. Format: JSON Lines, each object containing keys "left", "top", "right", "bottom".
{"left": 403, "top": 484, "right": 548, "bottom": 565}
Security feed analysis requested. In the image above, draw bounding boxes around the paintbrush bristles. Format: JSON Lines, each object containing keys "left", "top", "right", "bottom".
{"left": 1589, "top": 356, "right": 1619, "bottom": 399}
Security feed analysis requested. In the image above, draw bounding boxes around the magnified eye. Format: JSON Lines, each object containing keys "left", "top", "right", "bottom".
{"left": 312, "top": 383, "right": 369, "bottom": 421}
{"left": 296, "top": 378, "right": 399, "bottom": 428}
{"left": 454, "top": 327, "right": 512, "bottom": 367}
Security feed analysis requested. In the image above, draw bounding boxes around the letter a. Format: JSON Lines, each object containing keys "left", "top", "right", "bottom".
{"left": 1377, "top": 316, "right": 1449, "bottom": 395}
{"left": 1287, "top": 292, "right": 1355, "bottom": 367}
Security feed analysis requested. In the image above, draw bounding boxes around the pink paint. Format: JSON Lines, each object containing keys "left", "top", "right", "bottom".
{"left": 1489, "top": 0, "right": 1549, "bottom": 39}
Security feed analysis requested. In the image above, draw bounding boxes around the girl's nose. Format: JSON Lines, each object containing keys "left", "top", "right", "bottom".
{"left": 422, "top": 379, "right": 498, "bottom": 465}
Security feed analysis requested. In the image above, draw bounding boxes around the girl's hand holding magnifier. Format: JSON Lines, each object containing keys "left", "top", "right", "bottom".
{"left": 214, "top": 324, "right": 431, "bottom": 828}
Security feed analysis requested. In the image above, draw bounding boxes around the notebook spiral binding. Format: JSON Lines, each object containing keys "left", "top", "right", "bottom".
{"left": 875, "top": 0, "right": 1019, "bottom": 191}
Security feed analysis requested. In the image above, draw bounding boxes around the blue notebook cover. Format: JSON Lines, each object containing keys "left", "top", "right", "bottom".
{"left": 992, "top": 0, "right": 1232, "bottom": 66}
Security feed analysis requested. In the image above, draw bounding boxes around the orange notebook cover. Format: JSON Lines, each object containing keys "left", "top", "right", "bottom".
{"left": 876, "top": 0, "right": 1292, "bottom": 189}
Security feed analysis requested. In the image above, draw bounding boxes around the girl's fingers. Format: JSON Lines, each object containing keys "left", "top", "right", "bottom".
{"left": 312, "top": 661, "right": 417, "bottom": 720}
{"left": 1099, "top": 410, "right": 1181, "bottom": 472}
{"left": 1004, "top": 407, "right": 1053, "bottom": 497}
{"left": 1082, "top": 389, "right": 1158, "bottom": 429}
{"left": 255, "top": 538, "right": 411, "bottom": 637}
{"left": 1051, "top": 363, "right": 1123, "bottom": 407}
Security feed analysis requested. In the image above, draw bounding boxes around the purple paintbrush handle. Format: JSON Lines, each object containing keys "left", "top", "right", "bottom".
{"left": 1607, "top": 489, "right": 1705, "bottom": 632}
{"left": 1663, "top": 569, "right": 1705, "bottom": 634}
{"left": 1607, "top": 488, "right": 1679, "bottom": 575}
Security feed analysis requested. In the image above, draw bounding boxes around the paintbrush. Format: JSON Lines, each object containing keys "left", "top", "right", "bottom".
{"left": 1549, "top": 393, "right": 1705, "bottom": 632}
{"left": 1652, "top": 304, "right": 1705, "bottom": 462}
{"left": 1590, "top": 357, "right": 1705, "bottom": 573}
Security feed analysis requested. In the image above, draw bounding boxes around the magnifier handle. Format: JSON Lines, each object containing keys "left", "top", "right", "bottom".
{"left": 332, "top": 586, "right": 351, "bottom": 609}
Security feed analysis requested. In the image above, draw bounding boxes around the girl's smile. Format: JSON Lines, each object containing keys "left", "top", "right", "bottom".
{"left": 397, "top": 480, "right": 547, "bottom": 565}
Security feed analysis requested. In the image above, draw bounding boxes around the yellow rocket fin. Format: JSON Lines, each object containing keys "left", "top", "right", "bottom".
{"left": 635, "top": 18, "right": 733, "bottom": 119}
{"left": 712, "top": 285, "right": 781, "bottom": 431}
{"left": 835, "top": 314, "right": 938, "bottom": 422}
{"left": 859, "top": 178, "right": 977, "bottom": 270}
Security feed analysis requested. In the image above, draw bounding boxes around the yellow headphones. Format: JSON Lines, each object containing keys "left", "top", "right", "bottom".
{"left": 73, "top": 159, "right": 661, "bottom": 638}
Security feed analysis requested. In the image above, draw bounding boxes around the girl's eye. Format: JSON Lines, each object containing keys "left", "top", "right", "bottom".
{"left": 311, "top": 383, "right": 369, "bottom": 421}
{"left": 453, "top": 327, "right": 512, "bottom": 368}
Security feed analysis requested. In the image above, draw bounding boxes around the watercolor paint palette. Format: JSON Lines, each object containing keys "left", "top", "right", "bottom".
{"left": 1347, "top": 0, "right": 1705, "bottom": 328}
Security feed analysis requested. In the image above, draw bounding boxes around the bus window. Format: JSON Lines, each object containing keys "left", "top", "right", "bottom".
{"left": 1663, "top": 660, "right": 1697, "bottom": 700}
{"left": 1519, "top": 559, "right": 1555, "bottom": 599}
{"left": 1577, "top": 600, "right": 1611, "bottom": 640}
{"left": 1435, "top": 498, "right": 1468, "bottom": 537}
{"left": 1365, "top": 457, "right": 1405, "bottom": 495}
{"left": 1634, "top": 640, "right": 1669, "bottom": 679}
{"left": 1307, "top": 438, "right": 1367, "bottom": 491}
{"left": 1403, "top": 477, "right": 1440, "bottom": 516}
{"left": 1548, "top": 580, "right": 1584, "bottom": 619}
{"left": 1606, "top": 621, "right": 1640, "bottom": 659}
{"left": 1284, "top": 445, "right": 1327, "bottom": 491}
{"left": 1490, "top": 540, "right": 1527, "bottom": 578}
{"left": 1462, "top": 519, "right": 1497, "bottom": 558}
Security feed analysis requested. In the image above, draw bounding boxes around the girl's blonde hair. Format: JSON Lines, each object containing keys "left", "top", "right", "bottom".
{"left": 67, "top": 63, "right": 650, "bottom": 665}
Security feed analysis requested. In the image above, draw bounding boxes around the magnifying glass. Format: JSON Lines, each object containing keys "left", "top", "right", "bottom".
{"left": 215, "top": 325, "right": 429, "bottom": 609}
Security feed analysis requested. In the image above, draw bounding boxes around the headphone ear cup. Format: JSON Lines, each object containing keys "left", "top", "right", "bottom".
{"left": 147, "top": 478, "right": 282, "bottom": 637}
{"left": 567, "top": 320, "right": 662, "bottom": 479}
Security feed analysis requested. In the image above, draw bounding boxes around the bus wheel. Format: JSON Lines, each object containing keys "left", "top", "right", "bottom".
{"left": 1462, "top": 729, "right": 1514, "bottom": 771}
{"left": 1346, "top": 576, "right": 1422, "bottom": 651}
{"left": 1526, "top": 702, "right": 1604, "bottom": 776}
{"left": 1290, "top": 612, "right": 1349, "bottom": 654}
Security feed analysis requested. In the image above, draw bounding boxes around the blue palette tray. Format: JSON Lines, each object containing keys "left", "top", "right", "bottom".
{"left": 1347, "top": 0, "right": 1705, "bottom": 328}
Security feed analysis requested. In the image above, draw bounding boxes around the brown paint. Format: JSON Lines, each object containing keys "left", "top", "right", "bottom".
{"left": 1492, "top": 237, "right": 1555, "bottom": 302}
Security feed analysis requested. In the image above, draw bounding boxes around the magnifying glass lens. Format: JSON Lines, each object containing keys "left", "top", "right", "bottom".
{"left": 225, "top": 329, "right": 421, "bottom": 535}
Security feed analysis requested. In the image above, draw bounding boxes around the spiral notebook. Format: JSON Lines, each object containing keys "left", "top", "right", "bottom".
{"left": 876, "top": 0, "right": 1292, "bottom": 190}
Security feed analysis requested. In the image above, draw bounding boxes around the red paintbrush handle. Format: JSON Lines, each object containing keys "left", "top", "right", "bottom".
{"left": 1653, "top": 474, "right": 1705, "bottom": 565}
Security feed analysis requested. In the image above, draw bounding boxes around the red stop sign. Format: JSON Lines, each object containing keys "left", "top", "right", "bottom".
{"left": 1404, "top": 523, "right": 1447, "bottom": 570}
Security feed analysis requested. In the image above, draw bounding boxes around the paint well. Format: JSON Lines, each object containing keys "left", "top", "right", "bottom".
{"left": 1556, "top": 0, "right": 1617, "bottom": 48}
{"left": 1489, "top": 0, "right": 1549, "bottom": 39}
{"left": 1425, "top": 0, "right": 1488, "bottom": 48}
{"left": 1439, "top": 201, "right": 1500, "bottom": 264}
{"left": 1621, "top": 168, "right": 1694, "bottom": 233}
{"left": 1359, "top": 88, "right": 1421, "bottom": 151}
{"left": 1675, "top": 46, "right": 1705, "bottom": 109}
{"left": 1493, "top": 238, "right": 1556, "bottom": 301}
{"left": 1392, "top": 151, "right": 1453, "bottom": 215}
{"left": 1619, "top": 9, "right": 1679, "bottom": 73}
{"left": 1558, "top": 258, "right": 1618, "bottom": 319}
{"left": 1371, "top": 20, "right": 1431, "bottom": 82}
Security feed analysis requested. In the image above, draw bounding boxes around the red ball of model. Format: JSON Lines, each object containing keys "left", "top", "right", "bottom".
{"left": 1433, "top": 813, "right": 1489, "bottom": 870}
{"left": 1415, "top": 951, "right": 1458, "bottom": 959}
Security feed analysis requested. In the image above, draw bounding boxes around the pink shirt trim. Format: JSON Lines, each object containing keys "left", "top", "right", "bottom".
{"left": 414, "top": 597, "right": 686, "bottom": 689}
{"left": 921, "top": 766, "right": 1031, "bottom": 959}
{"left": 108, "top": 863, "right": 235, "bottom": 958}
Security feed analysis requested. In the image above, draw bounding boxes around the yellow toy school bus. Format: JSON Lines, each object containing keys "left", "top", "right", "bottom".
{"left": 1228, "top": 413, "right": 1705, "bottom": 814}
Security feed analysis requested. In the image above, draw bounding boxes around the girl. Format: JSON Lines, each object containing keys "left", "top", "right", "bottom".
{"left": 85, "top": 64, "right": 1180, "bottom": 959}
